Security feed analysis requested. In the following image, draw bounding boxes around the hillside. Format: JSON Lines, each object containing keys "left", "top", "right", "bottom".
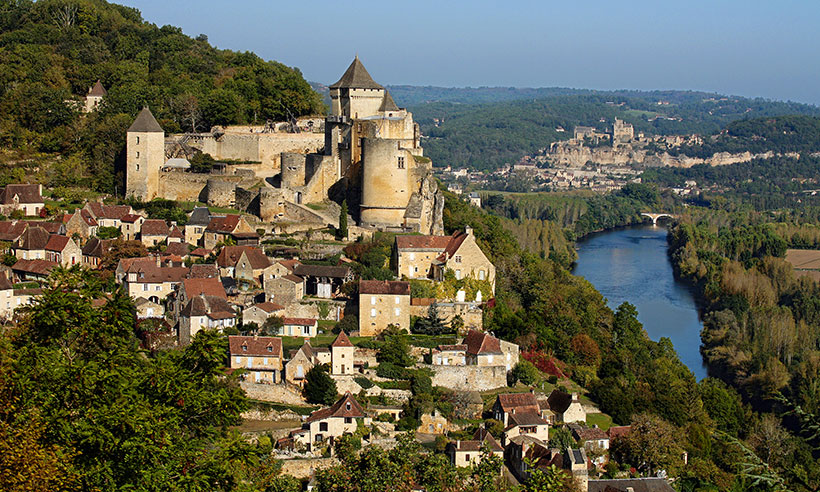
{"left": 0, "top": 0, "right": 324, "bottom": 193}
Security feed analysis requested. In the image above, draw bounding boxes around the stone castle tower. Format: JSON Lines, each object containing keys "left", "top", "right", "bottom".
{"left": 126, "top": 107, "right": 165, "bottom": 202}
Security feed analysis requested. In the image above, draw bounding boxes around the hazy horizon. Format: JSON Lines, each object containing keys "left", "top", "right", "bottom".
{"left": 123, "top": 0, "right": 820, "bottom": 106}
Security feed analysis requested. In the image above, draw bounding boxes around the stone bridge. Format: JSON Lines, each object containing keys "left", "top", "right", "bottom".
{"left": 640, "top": 212, "right": 676, "bottom": 225}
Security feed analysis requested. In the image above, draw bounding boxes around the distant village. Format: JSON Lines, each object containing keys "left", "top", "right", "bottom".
{"left": 0, "top": 59, "right": 681, "bottom": 492}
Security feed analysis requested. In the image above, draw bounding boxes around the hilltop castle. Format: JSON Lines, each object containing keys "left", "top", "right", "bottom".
{"left": 125, "top": 57, "right": 443, "bottom": 234}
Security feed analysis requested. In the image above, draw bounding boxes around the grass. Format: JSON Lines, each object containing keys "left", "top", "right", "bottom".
{"left": 279, "top": 334, "right": 371, "bottom": 353}
{"left": 305, "top": 203, "right": 325, "bottom": 211}
{"left": 586, "top": 413, "right": 613, "bottom": 431}
{"left": 249, "top": 399, "right": 318, "bottom": 416}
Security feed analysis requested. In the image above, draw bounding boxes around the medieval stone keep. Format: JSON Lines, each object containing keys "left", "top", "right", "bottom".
{"left": 125, "top": 57, "right": 443, "bottom": 234}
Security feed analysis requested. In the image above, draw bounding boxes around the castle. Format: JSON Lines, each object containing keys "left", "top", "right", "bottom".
{"left": 125, "top": 57, "right": 443, "bottom": 234}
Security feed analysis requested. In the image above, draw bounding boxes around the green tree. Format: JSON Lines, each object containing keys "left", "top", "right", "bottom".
{"left": 377, "top": 330, "right": 415, "bottom": 368}
{"left": 304, "top": 364, "right": 338, "bottom": 405}
{"left": 548, "top": 426, "right": 576, "bottom": 450}
{"left": 338, "top": 200, "right": 349, "bottom": 240}
{"left": 413, "top": 303, "right": 450, "bottom": 335}
{"left": 510, "top": 360, "right": 540, "bottom": 386}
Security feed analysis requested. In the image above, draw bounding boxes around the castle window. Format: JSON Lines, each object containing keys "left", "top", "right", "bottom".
{"left": 397, "top": 156, "right": 405, "bottom": 169}
{"left": 136, "top": 164, "right": 140, "bottom": 171}
{"left": 136, "top": 136, "right": 140, "bottom": 144}
{"left": 136, "top": 151, "right": 140, "bottom": 158}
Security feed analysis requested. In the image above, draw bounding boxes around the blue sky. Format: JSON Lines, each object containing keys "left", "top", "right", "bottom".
{"left": 126, "top": 0, "right": 820, "bottom": 105}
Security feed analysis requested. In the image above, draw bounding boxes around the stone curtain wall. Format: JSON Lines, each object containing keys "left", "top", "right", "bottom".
{"left": 184, "top": 132, "right": 324, "bottom": 171}
{"left": 420, "top": 364, "right": 508, "bottom": 391}
{"left": 239, "top": 381, "right": 306, "bottom": 405}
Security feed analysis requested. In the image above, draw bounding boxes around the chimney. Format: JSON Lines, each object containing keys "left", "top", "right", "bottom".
{"left": 155, "top": 255, "right": 160, "bottom": 268}
{"left": 465, "top": 225, "right": 473, "bottom": 236}
{"left": 571, "top": 392, "right": 578, "bottom": 400}
{"left": 626, "top": 488, "right": 635, "bottom": 492}
{"left": 456, "top": 440, "right": 460, "bottom": 450}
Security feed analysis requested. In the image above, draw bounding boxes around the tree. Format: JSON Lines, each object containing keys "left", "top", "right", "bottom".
{"left": 338, "top": 200, "right": 348, "bottom": 240}
{"left": 548, "top": 426, "right": 576, "bottom": 450}
{"left": 98, "top": 239, "right": 148, "bottom": 271}
{"left": 333, "top": 314, "right": 357, "bottom": 334}
{"left": 613, "top": 413, "right": 685, "bottom": 477}
{"left": 413, "top": 303, "right": 450, "bottom": 335}
{"left": 262, "top": 315, "right": 284, "bottom": 336}
{"left": 304, "top": 364, "right": 338, "bottom": 405}
{"left": 377, "top": 331, "right": 415, "bottom": 368}
{"left": 510, "top": 360, "right": 540, "bottom": 386}
{"left": 524, "top": 463, "right": 580, "bottom": 492}
{"left": 96, "top": 226, "right": 121, "bottom": 239}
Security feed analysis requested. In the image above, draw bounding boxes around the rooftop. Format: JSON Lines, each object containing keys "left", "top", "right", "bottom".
{"left": 329, "top": 57, "right": 384, "bottom": 90}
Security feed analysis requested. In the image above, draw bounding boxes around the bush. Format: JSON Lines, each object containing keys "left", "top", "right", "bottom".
{"left": 510, "top": 360, "right": 540, "bottom": 386}
{"left": 376, "top": 362, "right": 409, "bottom": 380}
{"left": 354, "top": 376, "right": 374, "bottom": 390}
{"left": 334, "top": 314, "right": 358, "bottom": 334}
{"left": 548, "top": 375, "right": 559, "bottom": 384}
{"left": 304, "top": 364, "right": 338, "bottom": 405}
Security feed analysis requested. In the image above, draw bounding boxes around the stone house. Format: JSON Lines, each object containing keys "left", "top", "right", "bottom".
{"left": 358, "top": 280, "right": 410, "bottom": 337}
{"left": 431, "top": 343, "right": 467, "bottom": 365}
{"left": 81, "top": 238, "right": 113, "bottom": 268}
{"left": 278, "top": 317, "right": 318, "bottom": 338}
{"left": 184, "top": 207, "right": 211, "bottom": 246}
{"left": 174, "top": 276, "right": 227, "bottom": 318}
{"left": 445, "top": 428, "right": 503, "bottom": 468}
{"left": 265, "top": 274, "right": 304, "bottom": 305}
{"left": 492, "top": 392, "right": 547, "bottom": 426}
{"left": 12, "top": 226, "right": 50, "bottom": 260}
{"left": 11, "top": 259, "right": 56, "bottom": 282}
{"left": 44, "top": 235, "right": 81, "bottom": 266}
{"left": 503, "top": 411, "right": 550, "bottom": 445}
{"left": 0, "top": 221, "right": 29, "bottom": 246}
{"left": 431, "top": 330, "right": 518, "bottom": 370}
{"left": 409, "top": 298, "right": 484, "bottom": 333}
{"left": 570, "top": 424, "right": 610, "bottom": 466}
{"left": 417, "top": 409, "right": 450, "bottom": 435}
{"left": 140, "top": 219, "right": 170, "bottom": 247}
{"left": 63, "top": 209, "right": 98, "bottom": 241}
{"left": 292, "top": 392, "right": 370, "bottom": 451}
{"left": 179, "top": 294, "right": 236, "bottom": 346}
{"left": 228, "top": 335, "right": 284, "bottom": 384}
{"left": 216, "top": 246, "right": 270, "bottom": 282}
{"left": 120, "top": 213, "right": 144, "bottom": 241}
{"left": 292, "top": 264, "right": 352, "bottom": 298}
{"left": 242, "top": 301, "right": 285, "bottom": 327}
{"left": 135, "top": 297, "right": 164, "bottom": 319}
{"left": 547, "top": 390, "right": 586, "bottom": 424}
{"left": 203, "top": 214, "right": 255, "bottom": 249}
{"left": 164, "top": 241, "right": 190, "bottom": 258}
{"left": 330, "top": 331, "right": 354, "bottom": 375}
{"left": 83, "top": 80, "right": 106, "bottom": 112}
{"left": 121, "top": 258, "right": 189, "bottom": 302}
{"left": 36, "top": 221, "right": 65, "bottom": 235}
{"left": 168, "top": 226, "right": 184, "bottom": 243}
{"left": 285, "top": 340, "right": 330, "bottom": 386}
{"left": 83, "top": 202, "right": 133, "bottom": 229}
{"left": 0, "top": 184, "right": 44, "bottom": 217}
{"left": 506, "top": 440, "right": 588, "bottom": 489}
{"left": 393, "top": 226, "right": 496, "bottom": 293}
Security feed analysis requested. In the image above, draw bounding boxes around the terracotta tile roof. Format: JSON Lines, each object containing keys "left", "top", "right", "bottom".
{"left": 120, "top": 213, "right": 142, "bottom": 223}
{"left": 447, "top": 429, "right": 503, "bottom": 453}
{"left": 181, "top": 294, "right": 234, "bottom": 319}
{"left": 12, "top": 259, "right": 57, "bottom": 276}
{"left": 443, "top": 231, "right": 469, "bottom": 258}
{"left": 574, "top": 426, "right": 609, "bottom": 442}
{"left": 13, "top": 287, "right": 42, "bottom": 296}
{"left": 547, "top": 390, "right": 579, "bottom": 414}
{"left": 0, "top": 184, "right": 42, "bottom": 205}
{"left": 464, "top": 330, "right": 501, "bottom": 355}
{"left": 129, "top": 264, "right": 189, "bottom": 284}
{"left": 0, "top": 221, "right": 27, "bottom": 242}
{"left": 86, "top": 203, "right": 132, "bottom": 220}
{"left": 182, "top": 277, "right": 227, "bottom": 299}
{"left": 37, "top": 222, "right": 64, "bottom": 234}
{"left": 395, "top": 235, "right": 452, "bottom": 251}
{"left": 473, "top": 428, "right": 504, "bottom": 452}
{"left": 16, "top": 226, "right": 50, "bottom": 250}
{"left": 228, "top": 335, "right": 282, "bottom": 358}
{"left": 188, "top": 264, "right": 218, "bottom": 279}
{"left": 0, "top": 276, "right": 12, "bottom": 290}
{"left": 253, "top": 302, "right": 284, "bottom": 313}
{"left": 277, "top": 259, "right": 301, "bottom": 272}
{"left": 305, "top": 392, "right": 365, "bottom": 423}
{"left": 359, "top": 280, "right": 410, "bottom": 295}
{"left": 80, "top": 209, "right": 98, "bottom": 226}
{"left": 293, "top": 264, "right": 351, "bottom": 279}
{"left": 164, "top": 242, "right": 190, "bottom": 257}
{"left": 607, "top": 426, "right": 631, "bottom": 439}
{"left": 331, "top": 330, "right": 353, "bottom": 348}
{"left": 435, "top": 344, "right": 467, "bottom": 352}
{"left": 508, "top": 411, "right": 548, "bottom": 427}
{"left": 280, "top": 274, "right": 304, "bottom": 284}
{"left": 169, "top": 226, "right": 184, "bottom": 238}
{"left": 411, "top": 297, "right": 436, "bottom": 306}
{"left": 190, "top": 248, "right": 212, "bottom": 257}
{"left": 205, "top": 215, "right": 241, "bottom": 233}
{"left": 496, "top": 393, "right": 540, "bottom": 414}
{"left": 282, "top": 317, "right": 316, "bottom": 326}
{"left": 588, "top": 478, "right": 675, "bottom": 492}
{"left": 217, "top": 246, "right": 270, "bottom": 269}
{"left": 87, "top": 80, "right": 106, "bottom": 96}
{"left": 44, "top": 234, "right": 70, "bottom": 252}
{"left": 140, "top": 219, "right": 169, "bottom": 236}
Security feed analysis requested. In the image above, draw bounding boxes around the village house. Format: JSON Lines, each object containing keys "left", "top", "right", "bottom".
{"left": 44, "top": 235, "right": 81, "bottom": 266}
{"left": 63, "top": 209, "right": 98, "bottom": 241}
{"left": 164, "top": 241, "right": 190, "bottom": 258}
{"left": 278, "top": 317, "right": 318, "bottom": 338}
{"left": 0, "top": 221, "right": 29, "bottom": 246}
{"left": 216, "top": 245, "right": 270, "bottom": 282}
{"left": 120, "top": 257, "right": 189, "bottom": 302}
{"left": 12, "top": 226, "right": 49, "bottom": 260}
{"left": 35, "top": 221, "right": 65, "bottom": 235}
{"left": 134, "top": 297, "right": 164, "bottom": 319}
{"left": 503, "top": 411, "right": 550, "bottom": 445}
{"left": 228, "top": 335, "right": 284, "bottom": 384}
{"left": 393, "top": 226, "right": 496, "bottom": 293}
{"left": 140, "top": 219, "right": 170, "bottom": 247}
{"left": 445, "top": 428, "right": 504, "bottom": 467}
{"left": 184, "top": 207, "right": 211, "bottom": 246}
{"left": 292, "top": 392, "right": 370, "bottom": 451}
{"left": 242, "top": 301, "right": 285, "bottom": 327}
{"left": 179, "top": 294, "right": 236, "bottom": 345}
{"left": 431, "top": 330, "right": 519, "bottom": 370}
{"left": 84, "top": 202, "right": 133, "bottom": 229}
{"left": 83, "top": 80, "right": 106, "bottom": 112}
{"left": 265, "top": 259, "right": 301, "bottom": 281}
{"left": 292, "top": 264, "right": 352, "bottom": 298}
{"left": 120, "top": 213, "right": 144, "bottom": 241}
{"left": 168, "top": 226, "right": 184, "bottom": 243}
{"left": 492, "top": 392, "right": 552, "bottom": 426}
{"left": 285, "top": 340, "right": 330, "bottom": 386}
{"left": 264, "top": 273, "right": 304, "bottom": 305}
{"left": 330, "top": 330, "right": 355, "bottom": 375}
{"left": 409, "top": 297, "right": 484, "bottom": 333}
{"left": 81, "top": 238, "right": 113, "bottom": 268}
{"left": 570, "top": 424, "right": 610, "bottom": 466}
{"left": 0, "top": 184, "right": 44, "bottom": 217}
{"left": 418, "top": 409, "right": 451, "bottom": 435}
{"left": 203, "top": 214, "right": 256, "bottom": 249}
{"left": 588, "top": 478, "right": 675, "bottom": 492}
{"left": 547, "top": 390, "right": 587, "bottom": 424}
{"left": 173, "top": 276, "right": 227, "bottom": 318}
{"left": 506, "top": 438, "right": 588, "bottom": 488}
{"left": 358, "top": 279, "right": 410, "bottom": 336}
{"left": 431, "top": 343, "right": 467, "bottom": 365}
{"left": 12, "top": 259, "right": 56, "bottom": 282}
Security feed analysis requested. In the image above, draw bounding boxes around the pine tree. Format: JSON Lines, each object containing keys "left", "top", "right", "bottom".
{"left": 338, "top": 200, "right": 349, "bottom": 240}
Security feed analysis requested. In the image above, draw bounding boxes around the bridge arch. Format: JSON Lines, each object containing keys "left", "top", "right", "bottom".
{"left": 640, "top": 212, "right": 675, "bottom": 226}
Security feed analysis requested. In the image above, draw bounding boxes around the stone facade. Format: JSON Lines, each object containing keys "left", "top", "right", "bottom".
{"left": 358, "top": 280, "right": 411, "bottom": 337}
{"left": 421, "top": 364, "right": 508, "bottom": 391}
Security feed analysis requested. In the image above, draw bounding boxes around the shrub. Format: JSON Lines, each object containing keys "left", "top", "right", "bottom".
{"left": 354, "top": 376, "right": 374, "bottom": 390}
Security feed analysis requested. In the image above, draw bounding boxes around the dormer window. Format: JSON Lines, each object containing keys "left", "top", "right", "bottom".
{"left": 345, "top": 402, "right": 351, "bottom": 411}
{"left": 267, "top": 346, "right": 272, "bottom": 352}
{"left": 242, "top": 345, "right": 247, "bottom": 352}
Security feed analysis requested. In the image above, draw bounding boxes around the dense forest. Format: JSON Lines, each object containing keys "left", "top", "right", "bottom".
{"left": 0, "top": 0, "right": 324, "bottom": 193}
{"left": 405, "top": 92, "right": 820, "bottom": 172}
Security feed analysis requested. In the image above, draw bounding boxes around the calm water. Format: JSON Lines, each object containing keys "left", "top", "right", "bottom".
{"left": 572, "top": 224, "right": 706, "bottom": 380}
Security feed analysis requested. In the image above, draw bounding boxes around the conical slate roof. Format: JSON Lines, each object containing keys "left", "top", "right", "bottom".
{"left": 329, "top": 56, "right": 384, "bottom": 90}
{"left": 379, "top": 90, "right": 400, "bottom": 112}
{"left": 127, "top": 107, "right": 164, "bottom": 133}
{"left": 87, "top": 80, "right": 107, "bottom": 96}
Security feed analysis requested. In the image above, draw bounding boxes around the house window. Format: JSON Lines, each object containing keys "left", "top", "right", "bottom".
{"left": 136, "top": 164, "right": 140, "bottom": 171}
{"left": 454, "top": 255, "right": 462, "bottom": 263}
{"left": 346, "top": 402, "right": 351, "bottom": 410}
{"left": 242, "top": 345, "right": 247, "bottom": 352}
{"left": 136, "top": 136, "right": 140, "bottom": 144}
{"left": 371, "top": 308, "right": 376, "bottom": 318}
{"left": 319, "top": 422, "right": 328, "bottom": 431}
{"left": 345, "top": 417, "right": 352, "bottom": 424}
{"left": 465, "top": 454, "right": 470, "bottom": 462}
{"left": 155, "top": 285, "right": 160, "bottom": 291}
{"left": 371, "top": 296, "right": 376, "bottom": 305}
{"left": 408, "top": 252, "right": 415, "bottom": 260}
{"left": 397, "top": 156, "right": 405, "bottom": 169}
{"left": 235, "top": 357, "right": 241, "bottom": 364}
{"left": 136, "top": 151, "right": 140, "bottom": 158}
{"left": 143, "top": 284, "right": 148, "bottom": 291}
{"left": 395, "top": 297, "right": 400, "bottom": 304}
{"left": 394, "top": 308, "right": 400, "bottom": 316}
{"left": 263, "top": 358, "right": 268, "bottom": 365}
{"left": 267, "top": 346, "right": 272, "bottom": 352}
{"left": 479, "top": 270, "right": 486, "bottom": 280}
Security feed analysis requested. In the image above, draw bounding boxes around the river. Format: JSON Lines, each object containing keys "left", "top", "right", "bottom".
{"left": 572, "top": 224, "right": 707, "bottom": 380}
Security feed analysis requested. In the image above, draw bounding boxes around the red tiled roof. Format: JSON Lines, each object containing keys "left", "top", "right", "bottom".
{"left": 443, "top": 231, "right": 468, "bottom": 258}
{"left": 17, "top": 226, "right": 50, "bottom": 250}
{"left": 44, "top": 234, "right": 70, "bottom": 252}
{"left": 0, "top": 276, "right": 13, "bottom": 290}
{"left": 217, "top": 246, "right": 270, "bottom": 269}
{"left": 169, "top": 226, "right": 184, "bottom": 238}
{"left": 497, "top": 393, "right": 540, "bottom": 414}
{"left": 547, "top": 390, "right": 579, "bottom": 414}
{"left": 395, "top": 235, "right": 452, "bottom": 250}
{"left": 188, "top": 263, "right": 218, "bottom": 279}
{"left": 164, "top": 242, "right": 190, "bottom": 257}
{"left": 277, "top": 259, "right": 301, "bottom": 272}
{"left": 120, "top": 213, "right": 142, "bottom": 223}
{"left": 86, "top": 203, "right": 132, "bottom": 220}
{"left": 508, "top": 411, "right": 548, "bottom": 427}
{"left": 12, "top": 259, "right": 57, "bottom": 276}
{"left": 140, "top": 219, "right": 169, "bottom": 236}
{"left": 280, "top": 274, "right": 304, "bottom": 284}
{"left": 228, "top": 335, "right": 282, "bottom": 358}
{"left": 574, "top": 426, "right": 608, "bottom": 442}
{"left": 0, "top": 221, "right": 27, "bottom": 242}
{"left": 190, "top": 248, "right": 212, "bottom": 257}
{"left": 359, "top": 280, "right": 410, "bottom": 295}
{"left": 37, "top": 222, "right": 64, "bottom": 234}
{"left": 205, "top": 214, "right": 241, "bottom": 233}
{"left": 607, "top": 426, "right": 631, "bottom": 439}
{"left": 0, "top": 184, "right": 42, "bottom": 205}
{"left": 181, "top": 294, "right": 234, "bottom": 319}
{"left": 435, "top": 344, "right": 467, "bottom": 352}
{"left": 293, "top": 264, "right": 351, "bottom": 279}
{"left": 305, "top": 392, "right": 365, "bottom": 423}
{"left": 464, "top": 329, "right": 501, "bottom": 355}
{"left": 182, "top": 277, "right": 227, "bottom": 299}
{"left": 282, "top": 317, "right": 316, "bottom": 326}
{"left": 253, "top": 302, "right": 285, "bottom": 313}
{"left": 331, "top": 331, "right": 353, "bottom": 348}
